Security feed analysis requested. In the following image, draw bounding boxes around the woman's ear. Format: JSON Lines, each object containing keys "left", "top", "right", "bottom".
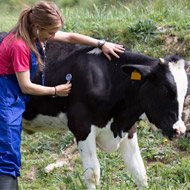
{"left": 33, "top": 24, "right": 40, "bottom": 38}
{"left": 33, "top": 24, "right": 40, "bottom": 31}
{"left": 33, "top": 24, "right": 37, "bottom": 30}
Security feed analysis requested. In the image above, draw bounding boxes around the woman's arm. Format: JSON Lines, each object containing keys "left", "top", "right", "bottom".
{"left": 54, "top": 31, "right": 99, "bottom": 46}
{"left": 54, "top": 31, "right": 125, "bottom": 61}
{"left": 16, "top": 70, "right": 71, "bottom": 97}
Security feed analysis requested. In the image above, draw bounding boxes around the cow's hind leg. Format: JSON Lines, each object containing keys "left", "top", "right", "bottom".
{"left": 78, "top": 126, "right": 100, "bottom": 190}
{"left": 119, "top": 131, "right": 148, "bottom": 187}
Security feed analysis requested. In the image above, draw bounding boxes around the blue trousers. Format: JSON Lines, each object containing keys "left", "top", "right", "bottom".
{"left": 0, "top": 75, "right": 26, "bottom": 178}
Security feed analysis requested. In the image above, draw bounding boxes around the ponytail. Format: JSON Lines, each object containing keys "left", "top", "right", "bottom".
{"left": 12, "top": 1, "right": 64, "bottom": 68}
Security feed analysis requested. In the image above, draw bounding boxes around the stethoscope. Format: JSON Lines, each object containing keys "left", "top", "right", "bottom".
{"left": 37, "top": 28, "right": 46, "bottom": 86}
{"left": 36, "top": 28, "right": 72, "bottom": 93}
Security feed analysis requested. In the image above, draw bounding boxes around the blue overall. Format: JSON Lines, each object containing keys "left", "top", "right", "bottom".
{"left": 0, "top": 35, "right": 40, "bottom": 178}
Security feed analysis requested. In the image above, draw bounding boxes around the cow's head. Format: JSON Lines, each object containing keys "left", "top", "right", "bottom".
{"left": 121, "top": 55, "right": 190, "bottom": 138}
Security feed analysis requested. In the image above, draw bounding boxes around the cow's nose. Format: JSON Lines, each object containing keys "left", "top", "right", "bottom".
{"left": 175, "top": 129, "right": 185, "bottom": 136}
{"left": 173, "top": 120, "right": 186, "bottom": 134}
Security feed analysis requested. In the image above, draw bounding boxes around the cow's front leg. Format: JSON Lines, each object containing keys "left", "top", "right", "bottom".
{"left": 119, "top": 130, "right": 148, "bottom": 187}
{"left": 78, "top": 126, "right": 100, "bottom": 190}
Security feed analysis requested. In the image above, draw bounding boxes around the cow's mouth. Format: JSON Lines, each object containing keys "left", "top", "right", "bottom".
{"left": 176, "top": 129, "right": 183, "bottom": 136}
{"left": 161, "top": 124, "right": 186, "bottom": 138}
{"left": 173, "top": 120, "right": 186, "bottom": 137}
{"left": 175, "top": 129, "right": 185, "bottom": 136}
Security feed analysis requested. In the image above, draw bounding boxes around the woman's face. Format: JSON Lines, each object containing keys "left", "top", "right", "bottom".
{"left": 36, "top": 26, "right": 60, "bottom": 43}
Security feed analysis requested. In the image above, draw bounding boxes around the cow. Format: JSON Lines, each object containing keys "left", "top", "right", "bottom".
{"left": 0, "top": 32, "right": 189, "bottom": 189}
{"left": 20, "top": 39, "right": 190, "bottom": 189}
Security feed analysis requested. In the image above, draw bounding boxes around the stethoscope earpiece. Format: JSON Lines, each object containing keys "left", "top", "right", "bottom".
{"left": 37, "top": 28, "right": 39, "bottom": 38}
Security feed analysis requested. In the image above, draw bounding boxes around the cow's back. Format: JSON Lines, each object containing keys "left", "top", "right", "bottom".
{"left": 26, "top": 44, "right": 157, "bottom": 132}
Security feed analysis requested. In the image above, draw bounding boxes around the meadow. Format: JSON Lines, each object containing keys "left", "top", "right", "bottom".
{"left": 0, "top": 0, "right": 190, "bottom": 189}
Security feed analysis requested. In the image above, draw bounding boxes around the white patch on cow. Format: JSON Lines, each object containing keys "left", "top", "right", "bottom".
{"left": 87, "top": 48, "right": 102, "bottom": 55}
{"left": 95, "top": 119, "right": 122, "bottom": 153}
{"left": 78, "top": 119, "right": 147, "bottom": 189}
{"left": 22, "top": 112, "right": 68, "bottom": 133}
{"left": 169, "top": 59, "right": 188, "bottom": 133}
{"left": 78, "top": 126, "right": 100, "bottom": 190}
{"left": 119, "top": 133, "right": 148, "bottom": 187}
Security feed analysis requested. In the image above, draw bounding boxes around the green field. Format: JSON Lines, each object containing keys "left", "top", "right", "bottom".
{"left": 1, "top": 0, "right": 190, "bottom": 189}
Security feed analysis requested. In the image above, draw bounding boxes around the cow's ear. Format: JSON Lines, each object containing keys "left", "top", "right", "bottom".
{"left": 121, "top": 64, "right": 153, "bottom": 78}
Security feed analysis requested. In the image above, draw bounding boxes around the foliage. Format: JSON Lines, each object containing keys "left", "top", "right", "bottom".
{"left": 128, "top": 17, "right": 158, "bottom": 43}
{"left": 175, "top": 136, "right": 190, "bottom": 151}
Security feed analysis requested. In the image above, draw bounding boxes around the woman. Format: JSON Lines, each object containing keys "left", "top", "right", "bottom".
{"left": 0, "top": 1, "right": 124, "bottom": 189}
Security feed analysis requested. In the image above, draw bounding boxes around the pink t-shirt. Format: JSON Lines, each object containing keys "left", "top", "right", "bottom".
{"left": 0, "top": 33, "right": 30, "bottom": 75}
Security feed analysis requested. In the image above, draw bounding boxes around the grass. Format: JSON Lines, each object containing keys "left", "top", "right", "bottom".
{"left": 19, "top": 122, "right": 190, "bottom": 190}
{"left": 1, "top": 0, "right": 190, "bottom": 189}
{"left": 2, "top": 0, "right": 190, "bottom": 58}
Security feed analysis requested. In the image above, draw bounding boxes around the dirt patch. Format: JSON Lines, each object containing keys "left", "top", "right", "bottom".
{"left": 25, "top": 166, "right": 38, "bottom": 180}
{"left": 47, "top": 142, "right": 79, "bottom": 172}
{"left": 58, "top": 142, "right": 79, "bottom": 167}
{"left": 161, "top": 35, "right": 186, "bottom": 55}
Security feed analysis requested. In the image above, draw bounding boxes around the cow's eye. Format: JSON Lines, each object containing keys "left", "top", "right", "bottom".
{"left": 161, "top": 86, "right": 176, "bottom": 98}
{"left": 161, "top": 86, "right": 169, "bottom": 96}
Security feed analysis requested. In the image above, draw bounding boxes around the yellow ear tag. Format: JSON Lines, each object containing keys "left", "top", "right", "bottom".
{"left": 131, "top": 70, "right": 141, "bottom": 80}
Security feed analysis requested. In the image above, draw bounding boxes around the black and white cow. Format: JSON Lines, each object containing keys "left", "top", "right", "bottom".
{"left": 19, "top": 39, "right": 190, "bottom": 189}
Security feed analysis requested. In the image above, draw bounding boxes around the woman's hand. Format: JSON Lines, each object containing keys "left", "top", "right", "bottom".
{"left": 16, "top": 71, "right": 72, "bottom": 96}
{"left": 54, "top": 32, "right": 125, "bottom": 61}
{"left": 101, "top": 42, "right": 125, "bottom": 61}
{"left": 55, "top": 82, "right": 72, "bottom": 97}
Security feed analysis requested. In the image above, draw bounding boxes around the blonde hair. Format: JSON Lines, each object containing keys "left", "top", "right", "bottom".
{"left": 12, "top": 1, "right": 64, "bottom": 66}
